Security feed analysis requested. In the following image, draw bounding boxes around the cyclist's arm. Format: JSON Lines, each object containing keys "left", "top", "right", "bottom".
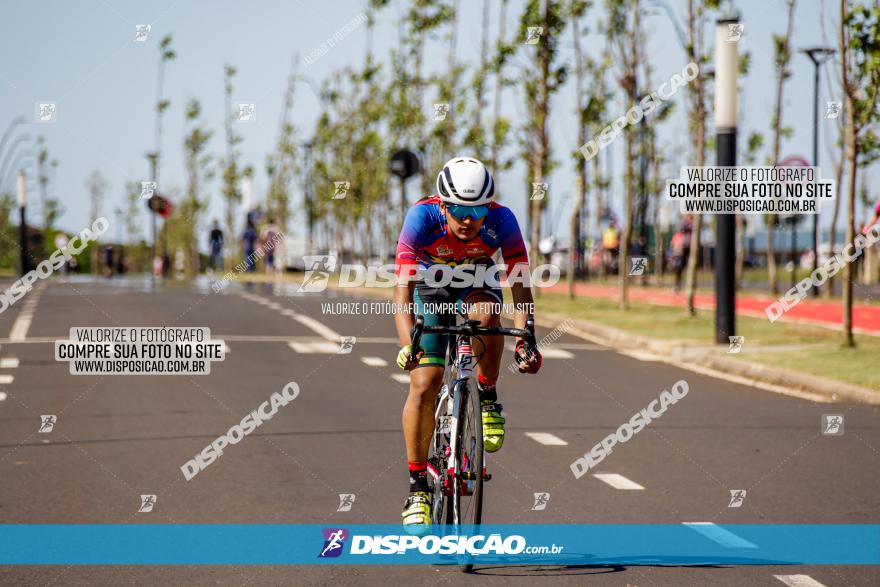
{"left": 510, "top": 278, "right": 534, "bottom": 334}
{"left": 393, "top": 280, "right": 416, "bottom": 346}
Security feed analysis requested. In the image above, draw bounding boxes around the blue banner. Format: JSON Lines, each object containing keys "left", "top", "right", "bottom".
{"left": 1, "top": 524, "right": 877, "bottom": 565}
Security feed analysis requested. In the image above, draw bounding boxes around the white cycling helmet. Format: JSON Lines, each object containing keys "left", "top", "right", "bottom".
{"left": 436, "top": 157, "right": 495, "bottom": 206}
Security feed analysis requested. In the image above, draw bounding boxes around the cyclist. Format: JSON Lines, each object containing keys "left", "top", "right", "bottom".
{"left": 392, "top": 156, "right": 542, "bottom": 531}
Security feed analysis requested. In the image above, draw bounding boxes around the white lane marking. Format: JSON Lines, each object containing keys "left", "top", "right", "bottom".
{"left": 390, "top": 374, "right": 410, "bottom": 384}
{"left": 266, "top": 303, "right": 282, "bottom": 311}
{"left": 618, "top": 350, "right": 662, "bottom": 362}
{"left": 361, "top": 356, "right": 388, "bottom": 367}
{"left": 287, "top": 341, "right": 340, "bottom": 354}
{"left": 773, "top": 575, "right": 828, "bottom": 587}
{"left": 505, "top": 345, "right": 574, "bottom": 359}
{"left": 10, "top": 313, "right": 33, "bottom": 342}
{"left": 524, "top": 432, "right": 568, "bottom": 446}
{"left": 280, "top": 309, "right": 297, "bottom": 317}
{"left": 683, "top": 522, "right": 758, "bottom": 549}
{"left": 0, "top": 374, "right": 14, "bottom": 384}
{"left": 293, "top": 315, "right": 341, "bottom": 341}
{"left": 0, "top": 357, "right": 19, "bottom": 368}
{"left": 593, "top": 473, "right": 645, "bottom": 490}
{"left": 0, "top": 391, "right": 6, "bottom": 401}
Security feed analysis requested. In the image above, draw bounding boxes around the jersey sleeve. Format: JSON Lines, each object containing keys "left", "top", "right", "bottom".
{"left": 395, "top": 204, "right": 426, "bottom": 279}
{"left": 496, "top": 209, "right": 529, "bottom": 268}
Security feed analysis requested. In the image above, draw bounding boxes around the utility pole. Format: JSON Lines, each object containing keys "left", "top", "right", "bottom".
{"left": 714, "top": 17, "right": 738, "bottom": 344}
{"left": 17, "top": 171, "right": 30, "bottom": 275}
{"left": 801, "top": 46, "right": 835, "bottom": 296}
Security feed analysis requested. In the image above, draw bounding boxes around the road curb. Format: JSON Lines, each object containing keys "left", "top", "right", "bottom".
{"left": 536, "top": 312, "right": 880, "bottom": 405}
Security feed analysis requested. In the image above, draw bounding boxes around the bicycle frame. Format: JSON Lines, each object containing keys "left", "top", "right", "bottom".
{"left": 411, "top": 313, "right": 536, "bottom": 526}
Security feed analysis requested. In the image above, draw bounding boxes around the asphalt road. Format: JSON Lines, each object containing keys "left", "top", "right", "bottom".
{"left": 0, "top": 275, "right": 877, "bottom": 586}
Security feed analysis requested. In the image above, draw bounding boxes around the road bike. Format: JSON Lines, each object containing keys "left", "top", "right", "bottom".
{"left": 409, "top": 312, "right": 537, "bottom": 572}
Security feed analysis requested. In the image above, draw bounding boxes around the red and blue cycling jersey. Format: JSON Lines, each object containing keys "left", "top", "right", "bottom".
{"left": 395, "top": 196, "right": 529, "bottom": 277}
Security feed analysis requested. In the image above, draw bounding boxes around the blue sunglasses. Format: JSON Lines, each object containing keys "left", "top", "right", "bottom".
{"left": 446, "top": 204, "right": 490, "bottom": 221}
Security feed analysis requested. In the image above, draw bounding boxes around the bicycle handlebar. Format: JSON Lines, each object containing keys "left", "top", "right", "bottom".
{"left": 409, "top": 315, "right": 536, "bottom": 363}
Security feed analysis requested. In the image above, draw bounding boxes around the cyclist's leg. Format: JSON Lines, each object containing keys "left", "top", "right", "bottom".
{"left": 404, "top": 287, "right": 450, "bottom": 461}
{"left": 460, "top": 287, "right": 506, "bottom": 452}
{"left": 462, "top": 289, "right": 504, "bottom": 379}
{"left": 401, "top": 288, "right": 449, "bottom": 530}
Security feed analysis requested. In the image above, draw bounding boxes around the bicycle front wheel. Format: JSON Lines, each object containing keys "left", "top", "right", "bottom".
{"left": 445, "top": 380, "right": 484, "bottom": 530}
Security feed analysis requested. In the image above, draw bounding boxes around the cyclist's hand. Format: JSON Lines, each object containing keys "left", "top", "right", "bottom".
{"left": 515, "top": 340, "right": 541, "bottom": 374}
{"left": 396, "top": 344, "right": 424, "bottom": 371}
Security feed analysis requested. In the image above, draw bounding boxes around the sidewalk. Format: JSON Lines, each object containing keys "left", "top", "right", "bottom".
{"left": 544, "top": 282, "right": 880, "bottom": 336}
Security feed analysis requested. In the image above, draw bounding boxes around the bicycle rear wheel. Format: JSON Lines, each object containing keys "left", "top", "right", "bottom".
{"left": 445, "top": 379, "right": 484, "bottom": 572}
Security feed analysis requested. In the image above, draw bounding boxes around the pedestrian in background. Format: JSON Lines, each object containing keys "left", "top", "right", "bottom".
{"left": 209, "top": 220, "right": 224, "bottom": 272}
{"left": 242, "top": 218, "right": 257, "bottom": 272}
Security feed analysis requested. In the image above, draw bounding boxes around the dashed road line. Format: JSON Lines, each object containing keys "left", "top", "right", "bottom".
{"left": 361, "top": 356, "right": 388, "bottom": 367}
{"left": 390, "top": 374, "right": 410, "bottom": 385}
{"left": 10, "top": 313, "right": 33, "bottom": 342}
{"left": 524, "top": 432, "right": 568, "bottom": 446}
{"left": 773, "top": 575, "right": 828, "bottom": 587}
{"left": 593, "top": 473, "right": 645, "bottom": 490}
{"left": 0, "top": 357, "right": 19, "bottom": 369}
{"left": 683, "top": 522, "right": 758, "bottom": 548}
{"left": 288, "top": 341, "right": 340, "bottom": 354}
{"left": 0, "top": 375, "right": 14, "bottom": 385}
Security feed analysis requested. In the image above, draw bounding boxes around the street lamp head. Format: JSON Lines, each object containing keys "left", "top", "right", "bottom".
{"left": 801, "top": 47, "right": 836, "bottom": 64}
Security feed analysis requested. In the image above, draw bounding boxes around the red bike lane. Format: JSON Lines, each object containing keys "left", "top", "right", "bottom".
{"left": 543, "top": 282, "right": 880, "bottom": 336}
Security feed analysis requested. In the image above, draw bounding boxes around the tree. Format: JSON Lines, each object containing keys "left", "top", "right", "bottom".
{"left": 682, "top": 0, "right": 716, "bottom": 316}
{"left": 220, "top": 64, "right": 253, "bottom": 269}
{"left": 606, "top": 0, "right": 640, "bottom": 309}
{"left": 520, "top": 0, "right": 567, "bottom": 276}
{"left": 181, "top": 99, "right": 213, "bottom": 277}
{"left": 85, "top": 170, "right": 109, "bottom": 274}
{"left": 766, "top": 0, "right": 797, "bottom": 295}
{"left": 839, "top": 0, "right": 880, "bottom": 346}
{"left": 36, "top": 136, "right": 61, "bottom": 231}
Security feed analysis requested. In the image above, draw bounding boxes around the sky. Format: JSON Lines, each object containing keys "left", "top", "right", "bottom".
{"left": 0, "top": 0, "right": 870, "bottom": 249}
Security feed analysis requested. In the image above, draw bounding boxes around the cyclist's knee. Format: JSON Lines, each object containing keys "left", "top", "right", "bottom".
{"left": 465, "top": 294, "right": 501, "bottom": 327}
{"left": 408, "top": 367, "right": 444, "bottom": 401}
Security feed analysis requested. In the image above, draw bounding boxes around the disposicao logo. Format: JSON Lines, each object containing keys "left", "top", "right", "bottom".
{"left": 318, "top": 528, "right": 348, "bottom": 558}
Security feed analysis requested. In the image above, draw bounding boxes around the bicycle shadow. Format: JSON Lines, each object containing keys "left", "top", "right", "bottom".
{"left": 457, "top": 554, "right": 797, "bottom": 576}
